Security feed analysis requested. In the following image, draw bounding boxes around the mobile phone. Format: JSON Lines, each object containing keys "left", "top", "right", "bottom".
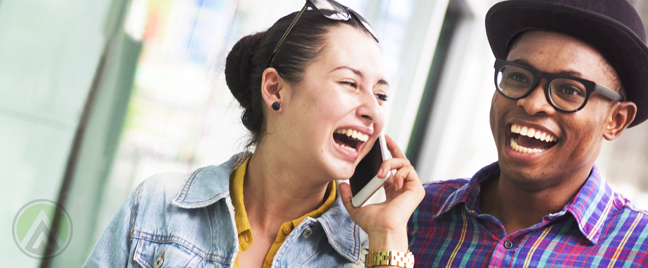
{"left": 350, "top": 134, "right": 391, "bottom": 208}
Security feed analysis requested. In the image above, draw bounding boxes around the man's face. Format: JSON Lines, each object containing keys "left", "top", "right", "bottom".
{"left": 489, "top": 30, "right": 618, "bottom": 190}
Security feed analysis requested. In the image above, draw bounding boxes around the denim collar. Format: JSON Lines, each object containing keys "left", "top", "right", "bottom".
{"left": 433, "top": 162, "right": 619, "bottom": 245}
{"left": 172, "top": 152, "right": 365, "bottom": 263}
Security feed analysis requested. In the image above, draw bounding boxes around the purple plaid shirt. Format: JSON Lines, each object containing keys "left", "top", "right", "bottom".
{"left": 408, "top": 162, "right": 648, "bottom": 267}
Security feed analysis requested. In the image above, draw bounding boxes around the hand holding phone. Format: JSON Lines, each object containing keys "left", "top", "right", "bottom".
{"left": 340, "top": 134, "right": 425, "bottom": 253}
{"left": 349, "top": 134, "right": 391, "bottom": 208}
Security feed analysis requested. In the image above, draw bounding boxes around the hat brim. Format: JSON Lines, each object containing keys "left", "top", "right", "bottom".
{"left": 486, "top": 1, "right": 648, "bottom": 127}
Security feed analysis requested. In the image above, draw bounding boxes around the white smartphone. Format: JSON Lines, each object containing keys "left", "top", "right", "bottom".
{"left": 350, "top": 134, "right": 391, "bottom": 208}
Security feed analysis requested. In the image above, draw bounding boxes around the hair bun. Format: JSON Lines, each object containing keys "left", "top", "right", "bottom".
{"left": 225, "top": 32, "right": 265, "bottom": 108}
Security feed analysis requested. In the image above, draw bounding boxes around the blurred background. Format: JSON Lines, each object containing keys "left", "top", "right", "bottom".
{"left": 1, "top": 0, "right": 647, "bottom": 266}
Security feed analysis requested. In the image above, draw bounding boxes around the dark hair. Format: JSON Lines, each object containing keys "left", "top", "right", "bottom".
{"left": 225, "top": 10, "right": 369, "bottom": 147}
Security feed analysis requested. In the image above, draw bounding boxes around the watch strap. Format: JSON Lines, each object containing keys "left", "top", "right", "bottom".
{"left": 366, "top": 250, "right": 414, "bottom": 267}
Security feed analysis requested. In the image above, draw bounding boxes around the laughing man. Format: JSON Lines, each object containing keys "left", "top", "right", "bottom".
{"left": 408, "top": 0, "right": 648, "bottom": 266}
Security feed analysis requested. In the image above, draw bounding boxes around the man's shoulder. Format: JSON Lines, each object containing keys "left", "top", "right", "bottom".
{"left": 409, "top": 179, "right": 471, "bottom": 218}
{"left": 422, "top": 178, "right": 470, "bottom": 197}
{"left": 612, "top": 197, "right": 648, "bottom": 222}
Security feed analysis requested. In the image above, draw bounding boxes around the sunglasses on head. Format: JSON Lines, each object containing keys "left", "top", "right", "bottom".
{"left": 266, "top": 0, "right": 379, "bottom": 68}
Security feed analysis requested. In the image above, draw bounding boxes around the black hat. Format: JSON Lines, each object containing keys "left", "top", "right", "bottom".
{"left": 486, "top": 0, "right": 648, "bottom": 127}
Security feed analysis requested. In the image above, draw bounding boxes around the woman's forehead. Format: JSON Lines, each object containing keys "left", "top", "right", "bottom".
{"left": 316, "top": 24, "right": 385, "bottom": 79}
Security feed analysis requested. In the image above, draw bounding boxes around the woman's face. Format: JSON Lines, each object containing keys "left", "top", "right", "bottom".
{"left": 275, "top": 24, "right": 388, "bottom": 181}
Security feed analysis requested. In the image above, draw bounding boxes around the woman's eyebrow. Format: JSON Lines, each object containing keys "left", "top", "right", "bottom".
{"left": 330, "top": 66, "right": 363, "bottom": 77}
{"left": 330, "top": 66, "right": 389, "bottom": 86}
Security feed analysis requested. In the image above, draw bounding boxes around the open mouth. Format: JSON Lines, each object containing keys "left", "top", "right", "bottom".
{"left": 509, "top": 123, "right": 559, "bottom": 154}
{"left": 333, "top": 128, "right": 369, "bottom": 152}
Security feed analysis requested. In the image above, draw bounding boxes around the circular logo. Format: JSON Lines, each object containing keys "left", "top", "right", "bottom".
{"left": 12, "top": 200, "right": 73, "bottom": 259}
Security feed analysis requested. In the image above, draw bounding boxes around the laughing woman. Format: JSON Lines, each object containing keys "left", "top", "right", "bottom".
{"left": 83, "top": 1, "right": 424, "bottom": 267}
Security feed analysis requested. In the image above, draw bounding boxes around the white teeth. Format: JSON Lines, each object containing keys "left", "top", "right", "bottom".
{"left": 510, "top": 138, "right": 545, "bottom": 154}
{"left": 510, "top": 123, "right": 558, "bottom": 143}
{"left": 335, "top": 128, "right": 369, "bottom": 142}
{"left": 359, "top": 133, "right": 368, "bottom": 142}
{"left": 338, "top": 143, "right": 355, "bottom": 152}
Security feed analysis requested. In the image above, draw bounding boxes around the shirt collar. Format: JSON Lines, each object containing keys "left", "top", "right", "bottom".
{"left": 433, "top": 162, "right": 618, "bottom": 245}
{"left": 230, "top": 156, "right": 253, "bottom": 251}
{"left": 563, "top": 165, "right": 619, "bottom": 244}
{"left": 172, "top": 152, "right": 250, "bottom": 208}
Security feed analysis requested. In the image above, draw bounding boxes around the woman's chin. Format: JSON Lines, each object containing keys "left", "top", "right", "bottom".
{"left": 325, "top": 159, "right": 356, "bottom": 181}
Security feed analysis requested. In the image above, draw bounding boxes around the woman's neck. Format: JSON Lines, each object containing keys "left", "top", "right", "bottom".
{"left": 243, "top": 145, "right": 331, "bottom": 233}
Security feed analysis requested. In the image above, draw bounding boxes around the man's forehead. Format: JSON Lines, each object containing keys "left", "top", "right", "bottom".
{"left": 507, "top": 31, "right": 616, "bottom": 80}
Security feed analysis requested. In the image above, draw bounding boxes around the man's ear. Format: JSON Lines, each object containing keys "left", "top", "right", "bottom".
{"left": 603, "top": 101, "right": 637, "bottom": 140}
{"left": 261, "top": 67, "right": 286, "bottom": 112}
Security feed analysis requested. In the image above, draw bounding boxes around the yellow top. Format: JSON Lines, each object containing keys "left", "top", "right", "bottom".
{"left": 230, "top": 156, "right": 337, "bottom": 268}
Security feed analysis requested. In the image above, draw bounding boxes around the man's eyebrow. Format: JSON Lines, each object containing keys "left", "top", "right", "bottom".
{"left": 511, "top": 58, "right": 538, "bottom": 70}
{"left": 511, "top": 58, "right": 584, "bottom": 78}
{"left": 330, "top": 66, "right": 390, "bottom": 86}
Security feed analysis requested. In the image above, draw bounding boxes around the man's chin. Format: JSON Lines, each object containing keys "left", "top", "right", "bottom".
{"left": 498, "top": 162, "right": 556, "bottom": 189}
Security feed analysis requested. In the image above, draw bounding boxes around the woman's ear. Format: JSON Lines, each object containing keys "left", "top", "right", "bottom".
{"left": 261, "top": 68, "right": 286, "bottom": 112}
{"left": 603, "top": 101, "right": 637, "bottom": 140}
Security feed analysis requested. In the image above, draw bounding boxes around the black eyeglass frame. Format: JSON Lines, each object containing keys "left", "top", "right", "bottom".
{"left": 494, "top": 59, "right": 624, "bottom": 112}
{"left": 265, "top": 0, "right": 379, "bottom": 68}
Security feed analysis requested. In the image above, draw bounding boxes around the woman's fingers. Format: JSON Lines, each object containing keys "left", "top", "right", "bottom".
{"left": 384, "top": 134, "right": 406, "bottom": 159}
{"left": 378, "top": 157, "right": 415, "bottom": 191}
{"left": 339, "top": 182, "right": 358, "bottom": 215}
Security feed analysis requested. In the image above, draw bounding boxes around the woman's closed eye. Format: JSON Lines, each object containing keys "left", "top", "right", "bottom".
{"left": 340, "top": 80, "right": 358, "bottom": 89}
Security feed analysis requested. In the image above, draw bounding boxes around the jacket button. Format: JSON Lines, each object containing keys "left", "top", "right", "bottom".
{"left": 302, "top": 228, "right": 313, "bottom": 238}
{"left": 154, "top": 250, "right": 165, "bottom": 268}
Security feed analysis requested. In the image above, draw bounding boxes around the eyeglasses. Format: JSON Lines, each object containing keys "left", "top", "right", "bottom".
{"left": 494, "top": 59, "right": 623, "bottom": 112}
{"left": 266, "top": 0, "right": 379, "bottom": 68}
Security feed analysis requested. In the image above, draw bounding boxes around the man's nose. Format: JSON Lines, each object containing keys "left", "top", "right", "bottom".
{"left": 516, "top": 80, "right": 556, "bottom": 116}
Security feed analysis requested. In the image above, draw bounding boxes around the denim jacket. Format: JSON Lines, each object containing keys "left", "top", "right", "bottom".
{"left": 83, "top": 152, "right": 369, "bottom": 268}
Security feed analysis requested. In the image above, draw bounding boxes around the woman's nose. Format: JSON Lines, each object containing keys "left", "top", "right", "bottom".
{"left": 357, "top": 92, "right": 382, "bottom": 123}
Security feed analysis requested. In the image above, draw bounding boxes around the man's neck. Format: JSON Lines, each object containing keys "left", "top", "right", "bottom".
{"left": 479, "top": 167, "right": 591, "bottom": 235}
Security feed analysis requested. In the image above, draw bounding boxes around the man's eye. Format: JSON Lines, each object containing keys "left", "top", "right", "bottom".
{"left": 375, "top": 94, "right": 388, "bottom": 102}
{"left": 559, "top": 85, "right": 584, "bottom": 96}
{"left": 508, "top": 73, "right": 529, "bottom": 83}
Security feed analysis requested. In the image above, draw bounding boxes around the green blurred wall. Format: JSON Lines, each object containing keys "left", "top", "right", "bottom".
{"left": 0, "top": 0, "right": 139, "bottom": 266}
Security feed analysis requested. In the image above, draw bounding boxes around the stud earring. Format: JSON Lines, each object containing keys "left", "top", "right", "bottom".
{"left": 272, "top": 102, "right": 281, "bottom": 111}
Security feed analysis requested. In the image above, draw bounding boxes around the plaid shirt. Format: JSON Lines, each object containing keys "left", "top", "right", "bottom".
{"left": 408, "top": 162, "right": 648, "bottom": 267}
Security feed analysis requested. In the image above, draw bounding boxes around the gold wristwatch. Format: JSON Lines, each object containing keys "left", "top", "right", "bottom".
{"left": 366, "top": 250, "right": 414, "bottom": 267}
